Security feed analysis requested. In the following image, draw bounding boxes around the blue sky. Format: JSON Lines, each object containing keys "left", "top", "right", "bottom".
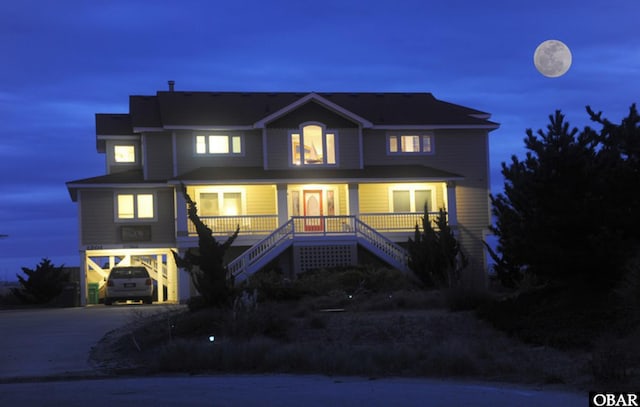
{"left": 0, "top": 0, "right": 638, "bottom": 280}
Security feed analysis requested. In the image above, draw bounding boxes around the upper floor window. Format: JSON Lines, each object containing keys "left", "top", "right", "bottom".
{"left": 114, "top": 145, "right": 136, "bottom": 163}
{"left": 116, "top": 193, "right": 155, "bottom": 220}
{"left": 388, "top": 133, "right": 433, "bottom": 154}
{"left": 195, "top": 134, "right": 242, "bottom": 155}
{"left": 290, "top": 124, "right": 337, "bottom": 166}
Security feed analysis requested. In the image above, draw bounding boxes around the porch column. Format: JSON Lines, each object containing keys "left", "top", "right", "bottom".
{"left": 175, "top": 188, "right": 189, "bottom": 241}
{"left": 446, "top": 181, "right": 458, "bottom": 227}
{"left": 79, "top": 251, "right": 87, "bottom": 306}
{"left": 348, "top": 183, "right": 359, "bottom": 216}
{"left": 177, "top": 249, "right": 191, "bottom": 303}
{"left": 276, "top": 184, "right": 288, "bottom": 226}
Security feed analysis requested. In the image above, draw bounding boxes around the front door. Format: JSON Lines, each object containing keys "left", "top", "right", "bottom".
{"left": 303, "top": 190, "right": 323, "bottom": 231}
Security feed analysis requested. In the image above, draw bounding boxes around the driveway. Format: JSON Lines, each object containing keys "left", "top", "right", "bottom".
{"left": 0, "top": 305, "right": 170, "bottom": 379}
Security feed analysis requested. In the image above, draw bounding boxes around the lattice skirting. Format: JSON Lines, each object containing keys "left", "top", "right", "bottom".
{"left": 294, "top": 243, "right": 357, "bottom": 273}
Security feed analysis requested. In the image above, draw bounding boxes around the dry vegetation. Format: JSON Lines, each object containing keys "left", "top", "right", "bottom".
{"left": 88, "top": 267, "right": 640, "bottom": 391}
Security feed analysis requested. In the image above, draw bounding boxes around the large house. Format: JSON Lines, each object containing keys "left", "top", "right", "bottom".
{"left": 66, "top": 83, "right": 498, "bottom": 305}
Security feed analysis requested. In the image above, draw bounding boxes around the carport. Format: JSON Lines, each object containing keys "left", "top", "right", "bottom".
{"left": 80, "top": 248, "right": 180, "bottom": 305}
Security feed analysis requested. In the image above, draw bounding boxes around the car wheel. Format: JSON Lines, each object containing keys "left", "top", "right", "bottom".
{"left": 143, "top": 296, "right": 153, "bottom": 305}
{"left": 104, "top": 298, "right": 113, "bottom": 306}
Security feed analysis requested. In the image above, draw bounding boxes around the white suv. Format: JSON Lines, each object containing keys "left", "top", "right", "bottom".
{"left": 104, "top": 266, "right": 154, "bottom": 305}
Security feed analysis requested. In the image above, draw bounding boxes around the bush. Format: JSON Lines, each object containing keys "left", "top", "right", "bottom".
{"left": 12, "top": 258, "right": 70, "bottom": 305}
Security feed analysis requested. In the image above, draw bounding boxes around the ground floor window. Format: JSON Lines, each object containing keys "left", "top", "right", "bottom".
{"left": 390, "top": 188, "right": 433, "bottom": 212}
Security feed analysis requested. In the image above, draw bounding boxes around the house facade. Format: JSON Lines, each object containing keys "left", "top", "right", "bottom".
{"left": 66, "top": 85, "right": 498, "bottom": 305}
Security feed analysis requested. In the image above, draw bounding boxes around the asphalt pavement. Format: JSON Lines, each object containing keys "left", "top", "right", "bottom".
{"left": 0, "top": 306, "right": 588, "bottom": 406}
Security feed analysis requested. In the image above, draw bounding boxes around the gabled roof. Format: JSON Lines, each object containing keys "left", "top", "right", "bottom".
{"left": 97, "top": 90, "right": 499, "bottom": 133}
{"left": 254, "top": 93, "right": 373, "bottom": 128}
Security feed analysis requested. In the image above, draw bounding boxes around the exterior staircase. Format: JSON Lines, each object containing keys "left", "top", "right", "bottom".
{"left": 227, "top": 216, "right": 410, "bottom": 281}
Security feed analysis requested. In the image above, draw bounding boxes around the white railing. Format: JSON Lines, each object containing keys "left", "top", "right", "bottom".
{"left": 189, "top": 215, "right": 278, "bottom": 236}
{"left": 359, "top": 212, "right": 443, "bottom": 232}
{"left": 227, "top": 220, "right": 294, "bottom": 279}
{"left": 353, "top": 218, "right": 409, "bottom": 271}
{"left": 227, "top": 215, "right": 410, "bottom": 280}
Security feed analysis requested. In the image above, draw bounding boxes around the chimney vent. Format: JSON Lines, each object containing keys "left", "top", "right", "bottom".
{"left": 168, "top": 80, "right": 175, "bottom": 92}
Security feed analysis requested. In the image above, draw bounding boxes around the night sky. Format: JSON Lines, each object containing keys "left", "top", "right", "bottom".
{"left": 1, "top": 0, "right": 638, "bottom": 279}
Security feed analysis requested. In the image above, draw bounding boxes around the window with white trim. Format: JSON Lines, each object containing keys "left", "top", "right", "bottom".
{"left": 388, "top": 133, "right": 433, "bottom": 154}
{"left": 114, "top": 145, "right": 136, "bottom": 163}
{"left": 290, "top": 124, "right": 337, "bottom": 166}
{"left": 199, "top": 191, "right": 244, "bottom": 216}
{"left": 116, "top": 193, "right": 155, "bottom": 220}
{"left": 390, "top": 188, "right": 433, "bottom": 212}
{"left": 195, "top": 134, "right": 242, "bottom": 155}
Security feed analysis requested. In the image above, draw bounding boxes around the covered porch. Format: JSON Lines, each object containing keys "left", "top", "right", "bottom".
{"left": 180, "top": 181, "right": 458, "bottom": 239}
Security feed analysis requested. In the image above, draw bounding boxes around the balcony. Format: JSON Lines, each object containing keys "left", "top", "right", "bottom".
{"left": 188, "top": 212, "right": 444, "bottom": 237}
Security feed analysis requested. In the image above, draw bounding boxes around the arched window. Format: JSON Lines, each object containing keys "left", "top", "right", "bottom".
{"left": 290, "top": 123, "right": 336, "bottom": 166}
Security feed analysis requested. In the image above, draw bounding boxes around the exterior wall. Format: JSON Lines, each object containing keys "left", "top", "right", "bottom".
{"left": 174, "top": 129, "right": 263, "bottom": 175}
{"left": 105, "top": 139, "right": 141, "bottom": 174}
{"left": 186, "top": 185, "right": 277, "bottom": 215}
{"left": 362, "top": 129, "right": 491, "bottom": 286}
{"left": 287, "top": 184, "right": 348, "bottom": 216}
{"left": 79, "top": 188, "right": 176, "bottom": 247}
{"left": 358, "top": 182, "right": 446, "bottom": 213}
{"left": 144, "top": 132, "right": 174, "bottom": 180}
{"left": 265, "top": 127, "right": 361, "bottom": 170}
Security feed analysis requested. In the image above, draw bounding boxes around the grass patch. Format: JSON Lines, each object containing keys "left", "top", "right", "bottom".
{"left": 91, "top": 266, "right": 639, "bottom": 389}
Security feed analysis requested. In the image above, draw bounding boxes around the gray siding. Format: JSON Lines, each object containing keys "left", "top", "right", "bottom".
{"left": 363, "top": 128, "right": 491, "bottom": 286}
{"left": 105, "top": 139, "right": 141, "bottom": 174}
{"left": 265, "top": 128, "right": 289, "bottom": 170}
{"left": 265, "top": 127, "right": 361, "bottom": 170}
{"left": 144, "top": 132, "right": 174, "bottom": 180}
{"left": 175, "top": 129, "right": 263, "bottom": 176}
{"left": 79, "top": 188, "right": 176, "bottom": 246}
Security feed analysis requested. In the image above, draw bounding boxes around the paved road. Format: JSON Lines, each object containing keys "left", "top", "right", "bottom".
{"left": 0, "top": 304, "right": 169, "bottom": 378}
{"left": 0, "top": 307, "right": 588, "bottom": 406}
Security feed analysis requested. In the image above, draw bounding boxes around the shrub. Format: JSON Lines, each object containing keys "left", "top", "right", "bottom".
{"left": 12, "top": 258, "right": 70, "bottom": 305}
{"left": 407, "top": 208, "right": 466, "bottom": 288}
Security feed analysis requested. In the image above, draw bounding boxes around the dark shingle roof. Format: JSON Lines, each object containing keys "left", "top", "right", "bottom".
{"left": 66, "top": 170, "right": 165, "bottom": 201}
{"left": 110, "top": 91, "right": 497, "bottom": 130}
{"left": 95, "top": 114, "right": 132, "bottom": 135}
{"left": 174, "top": 165, "right": 463, "bottom": 183}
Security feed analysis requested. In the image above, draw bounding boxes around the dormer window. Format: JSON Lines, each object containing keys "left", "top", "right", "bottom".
{"left": 387, "top": 133, "right": 434, "bottom": 155}
{"left": 290, "top": 123, "right": 337, "bottom": 166}
{"left": 114, "top": 145, "right": 136, "bottom": 163}
{"left": 195, "top": 134, "right": 242, "bottom": 155}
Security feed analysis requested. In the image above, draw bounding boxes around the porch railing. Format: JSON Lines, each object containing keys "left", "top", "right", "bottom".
{"left": 188, "top": 215, "right": 278, "bottom": 236}
{"left": 359, "top": 212, "right": 443, "bottom": 232}
{"left": 189, "top": 212, "right": 443, "bottom": 236}
{"left": 227, "top": 215, "right": 410, "bottom": 281}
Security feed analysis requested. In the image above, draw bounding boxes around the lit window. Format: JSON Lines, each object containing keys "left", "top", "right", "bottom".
{"left": 114, "top": 145, "right": 135, "bottom": 163}
{"left": 290, "top": 124, "right": 337, "bottom": 166}
{"left": 388, "top": 134, "right": 433, "bottom": 154}
{"left": 195, "top": 134, "right": 242, "bottom": 155}
{"left": 116, "top": 193, "right": 154, "bottom": 220}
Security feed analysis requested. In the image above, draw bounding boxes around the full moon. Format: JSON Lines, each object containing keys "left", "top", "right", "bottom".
{"left": 533, "top": 39, "right": 572, "bottom": 78}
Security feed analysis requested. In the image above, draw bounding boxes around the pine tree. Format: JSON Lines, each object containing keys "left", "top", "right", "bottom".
{"left": 12, "top": 258, "right": 70, "bottom": 304}
{"left": 408, "top": 208, "right": 466, "bottom": 288}
{"left": 491, "top": 105, "right": 640, "bottom": 288}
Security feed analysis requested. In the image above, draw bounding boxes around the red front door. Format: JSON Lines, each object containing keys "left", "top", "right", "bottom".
{"left": 303, "top": 190, "right": 323, "bottom": 231}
